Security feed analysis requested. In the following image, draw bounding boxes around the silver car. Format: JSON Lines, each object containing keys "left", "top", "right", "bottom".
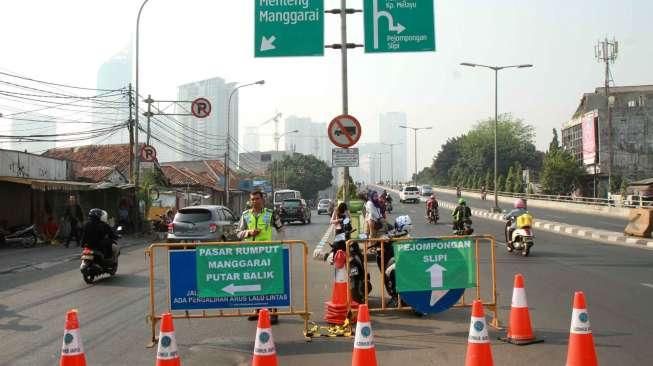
{"left": 317, "top": 199, "right": 333, "bottom": 215}
{"left": 167, "top": 205, "right": 238, "bottom": 243}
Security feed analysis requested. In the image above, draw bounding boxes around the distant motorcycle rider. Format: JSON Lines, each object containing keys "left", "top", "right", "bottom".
{"left": 504, "top": 198, "right": 529, "bottom": 244}
{"left": 81, "top": 208, "right": 118, "bottom": 260}
{"left": 426, "top": 194, "right": 438, "bottom": 218}
{"left": 452, "top": 198, "right": 472, "bottom": 232}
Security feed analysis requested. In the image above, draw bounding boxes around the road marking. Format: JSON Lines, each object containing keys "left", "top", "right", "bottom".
{"left": 641, "top": 283, "right": 653, "bottom": 289}
{"left": 313, "top": 224, "right": 334, "bottom": 260}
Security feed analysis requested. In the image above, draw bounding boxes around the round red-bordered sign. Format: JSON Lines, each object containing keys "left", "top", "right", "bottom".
{"left": 191, "top": 97, "right": 212, "bottom": 118}
{"left": 328, "top": 114, "right": 362, "bottom": 148}
{"left": 140, "top": 145, "right": 157, "bottom": 162}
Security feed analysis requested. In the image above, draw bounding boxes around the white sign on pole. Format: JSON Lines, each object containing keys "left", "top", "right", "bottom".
{"left": 332, "top": 148, "right": 359, "bottom": 167}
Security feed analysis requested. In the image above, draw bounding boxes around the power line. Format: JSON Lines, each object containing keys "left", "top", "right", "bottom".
{"left": 0, "top": 70, "right": 120, "bottom": 92}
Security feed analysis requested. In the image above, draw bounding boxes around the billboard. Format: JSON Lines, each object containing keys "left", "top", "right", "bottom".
{"left": 581, "top": 110, "right": 599, "bottom": 165}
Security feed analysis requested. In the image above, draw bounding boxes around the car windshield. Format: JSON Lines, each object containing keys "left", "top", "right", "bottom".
{"left": 405, "top": 187, "right": 419, "bottom": 192}
{"left": 319, "top": 199, "right": 330, "bottom": 205}
{"left": 283, "top": 200, "right": 301, "bottom": 207}
{"left": 175, "top": 209, "right": 211, "bottom": 223}
{"left": 275, "top": 192, "right": 298, "bottom": 202}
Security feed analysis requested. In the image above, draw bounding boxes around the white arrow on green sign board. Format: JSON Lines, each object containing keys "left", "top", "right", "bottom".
{"left": 363, "top": 0, "right": 436, "bottom": 53}
{"left": 394, "top": 238, "right": 476, "bottom": 292}
{"left": 195, "top": 244, "right": 285, "bottom": 298}
{"left": 255, "top": 0, "right": 325, "bottom": 57}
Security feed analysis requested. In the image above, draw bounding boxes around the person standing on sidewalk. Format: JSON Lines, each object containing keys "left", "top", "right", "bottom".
{"left": 236, "top": 190, "right": 285, "bottom": 324}
{"left": 64, "top": 195, "right": 84, "bottom": 248}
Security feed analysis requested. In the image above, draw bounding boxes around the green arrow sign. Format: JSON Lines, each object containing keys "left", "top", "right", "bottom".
{"left": 254, "top": 0, "right": 325, "bottom": 57}
{"left": 363, "top": 0, "right": 436, "bottom": 53}
{"left": 394, "top": 238, "right": 476, "bottom": 292}
{"left": 196, "top": 244, "right": 285, "bottom": 298}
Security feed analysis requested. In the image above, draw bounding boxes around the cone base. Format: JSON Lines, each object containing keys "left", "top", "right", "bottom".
{"left": 498, "top": 336, "right": 544, "bottom": 346}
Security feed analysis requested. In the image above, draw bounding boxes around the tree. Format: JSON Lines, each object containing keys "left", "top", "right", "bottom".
{"left": 513, "top": 162, "right": 523, "bottom": 193}
{"left": 497, "top": 175, "right": 505, "bottom": 192}
{"left": 549, "top": 128, "right": 561, "bottom": 153}
{"left": 540, "top": 150, "right": 584, "bottom": 195}
{"left": 336, "top": 174, "right": 358, "bottom": 201}
{"left": 268, "top": 153, "right": 333, "bottom": 200}
{"left": 484, "top": 171, "right": 492, "bottom": 190}
{"left": 505, "top": 166, "right": 515, "bottom": 193}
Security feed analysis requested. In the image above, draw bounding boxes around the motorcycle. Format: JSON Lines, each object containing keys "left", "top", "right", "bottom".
{"left": 481, "top": 190, "right": 487, "bottom": 201}
{"left": 151, "top": 214, "right": 171, "bottom": 240}
{"left": 453, "top": 219, "right": 474, "bottom": 236}
{"left": 0, "top": 224, "right": 38, "bottom": 248}
{"left": 426, "top": 207, "right": 439, "bottom": 224}
{"left": 80, "top": 227, "right": 122, "bottom": 284}
{"left": 326, "top": 217, "right": 371, "bottom": 304}
{"left": 505, "top": 216, "right": 535, "bottom": 257}
{"left": 456, "top": 188, "right": 462, "bottom": 197}
{"left": 373, "top": 217, "right": 412, "bottom": 307}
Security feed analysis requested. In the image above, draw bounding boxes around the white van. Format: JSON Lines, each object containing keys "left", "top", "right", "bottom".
{"left": 273, "top": 189, "right": 301, "bottom": 208}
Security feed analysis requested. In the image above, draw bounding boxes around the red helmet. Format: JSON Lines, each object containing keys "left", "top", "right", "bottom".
{"left": 514, "top": 198, "right": 526, "bottom": 209}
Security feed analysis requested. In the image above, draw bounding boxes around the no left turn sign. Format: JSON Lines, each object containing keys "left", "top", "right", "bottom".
{"left": 328, "top": 114, "right": 362, "bottom": 148}
{"left": 191, "top": 97, "right": 212, "bottom": 118}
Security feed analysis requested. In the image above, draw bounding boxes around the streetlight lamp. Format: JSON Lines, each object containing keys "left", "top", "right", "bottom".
{"left": 134, "top": 0, "right": 150, "bottom": 186}
{"left": 460, "top": 62, "right": 533, "bottom": 212}
{"left": 225, "top": 80, "right": 265, "bottom": 208}
{"left": 399, "top": 125, "right": 432, "bottom": 185}
{"left": 276, "top": 129, "right": 299, "bottom": 152}
{"left": 382, "top": 142, "right": 403, "bottom": 187}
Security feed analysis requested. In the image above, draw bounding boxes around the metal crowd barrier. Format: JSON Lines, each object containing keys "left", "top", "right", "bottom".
{"left": 144, "top": 240, "right": 312, "bottom": 347}
{"left": 345, "top": 235, "right": 501, "bottom": 329}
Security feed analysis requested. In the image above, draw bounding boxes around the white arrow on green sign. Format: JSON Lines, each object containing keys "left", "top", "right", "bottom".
{"left": 255, "top": 0, "right": 325, "bottom": 57}
{"left": 196, "top": 244, "right": 285, "bottom": 298}
{"left": 394, "top": 238, "right": 476, "bottom": 292}
{"left": 363, "top": 0, "right": 436, "bottom": 53}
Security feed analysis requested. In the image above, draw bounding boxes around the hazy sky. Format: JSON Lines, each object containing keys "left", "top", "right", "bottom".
{"left": 1, "top": 0, "right": 651, "bottom": 171}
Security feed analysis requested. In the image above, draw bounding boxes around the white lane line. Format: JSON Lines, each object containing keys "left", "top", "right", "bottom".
{"left": 313, "top": 224, "right": 333, "bottom": 260}
{"left": 641, "top": 283, "right": 653, "bottom": 289}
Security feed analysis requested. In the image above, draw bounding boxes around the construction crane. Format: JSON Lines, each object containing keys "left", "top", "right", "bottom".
{"left": 258, "top": 112, "right": 286, "bottom": 151}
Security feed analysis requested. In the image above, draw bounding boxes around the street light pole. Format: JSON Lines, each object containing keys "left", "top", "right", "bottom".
{"left": 276, "top": 130, "right": 299, "bottom": 151}
{"left": 460, "top": 62, "right": 533, "bottom": 212}
{"left": 134, "top": 0, "right": 150, "bottom": 187}
{"left": 225, "top": 80, "right": 265, "bottom": 208}
{"left": 399, "top": 125, "right": 432, "bottom": 185}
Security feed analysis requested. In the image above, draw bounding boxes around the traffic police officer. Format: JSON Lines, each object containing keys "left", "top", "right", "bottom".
{"left": 237, "top": 189, "right": 285, "bottom": 323}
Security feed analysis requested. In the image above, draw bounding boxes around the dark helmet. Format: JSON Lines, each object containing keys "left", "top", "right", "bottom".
{"left": 88, "top": 208, "right": 104, "bottom": 221}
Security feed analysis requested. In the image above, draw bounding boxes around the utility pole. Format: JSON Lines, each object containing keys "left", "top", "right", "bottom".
{"left": 144, "top": 95, "right": 153, "bottom": 146}
{"left": 127, "top": 83, "right": 134, "bottom": 183}
{"left": 326, "top": 1, "right": 362, "bottom": 205}
{"left": 383, "top": 142, "right": 402, "bottom": 187}
{"left": 595, "top": 37, "right": 618, "bottom": 194}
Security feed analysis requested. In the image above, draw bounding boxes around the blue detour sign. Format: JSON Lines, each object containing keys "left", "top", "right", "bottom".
{"left": 168, "top": 248, "right": 291, "bottom": 310}
{"left": 400, "top": 289, "right": 465, "bottom": 314}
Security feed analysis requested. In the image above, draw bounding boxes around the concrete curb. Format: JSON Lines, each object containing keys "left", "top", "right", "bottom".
{"left": 313, "top": 224, "right": 334, "bottom": 261}
{"left": 379, "top": 186, "right": 653, "bottom": 249}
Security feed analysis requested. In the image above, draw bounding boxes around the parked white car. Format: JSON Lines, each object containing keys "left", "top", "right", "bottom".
{"left": 399, "top": 186, "right": 420, "bottom": 203}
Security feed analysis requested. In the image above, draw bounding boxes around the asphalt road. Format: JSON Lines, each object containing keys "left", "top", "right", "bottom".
{"left": 430, "top": 188, "right": 628, "bottom": 232}
{"left": 1, "top": 201, "right": 652, "bottom": 365}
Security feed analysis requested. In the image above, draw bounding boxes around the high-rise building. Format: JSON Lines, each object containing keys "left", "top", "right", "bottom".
{"left": 244, "top": 126, "right": 260, "bottom": 153}
{"left": 283, "top": 116, "right": 329, "bottom": 162}
{"left": 96, "top": 42, "right": 132, "bottom": 145}
{"left": 379, "top": 112, "right": 408, "bottom": 182}
{"left": 169, "top": 77, "right": 238, "bottom": 165}
{"left": 5, "top": 118, "right": 56, "bottom": 153}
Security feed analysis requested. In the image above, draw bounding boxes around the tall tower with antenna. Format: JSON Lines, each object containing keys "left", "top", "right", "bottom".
{"left": 594, "top": 37, "right": 618, "bottom": 191}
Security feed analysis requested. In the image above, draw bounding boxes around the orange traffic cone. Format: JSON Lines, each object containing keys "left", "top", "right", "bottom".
{"left": 59, "top": 309, "right": 87, "bottom": 366}
{"left": 156, "top": 313, "right": 181, "bottom": 366}
{"left": 351, "top": 304, "right": 377, "bottom": 366}
{"left": 465, "top": 300, "right": 494, "bottom": 366}
{"left": 324, "top": 250, "right": 351, "bottom": 324}
{"left": 502, "top": 273, "right": 541, "bottom": 345}
{"left": 565, "top": 291, "right": 598, "bottom": 366}
{"left": 252, "top": 309, "right": 278, "bottom": 366}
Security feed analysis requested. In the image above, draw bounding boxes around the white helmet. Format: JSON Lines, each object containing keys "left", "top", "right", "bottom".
{"left": 395, "top": 215, "right": 412, "bottom": 232}
{"left": 100, "top": 210, "right": 109, "bottom": 223}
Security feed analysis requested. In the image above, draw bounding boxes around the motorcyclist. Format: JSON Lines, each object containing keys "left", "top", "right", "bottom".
{"left": 504, "top": 198, "right": 529, "bottom": 244}
{"left": 480, "top": 185, "right": 487, "bottom": 200}
{"left": 426, "top": 194, "right": 439, "bottom": 220}
{"left": 452, "top": 198, "right": 472, "bottom": 233}
{"left": 456, "top": 186, "right": 462, "bottom": 197}
{"left": 81, "top": 208, "right": 118, "bottom": 260}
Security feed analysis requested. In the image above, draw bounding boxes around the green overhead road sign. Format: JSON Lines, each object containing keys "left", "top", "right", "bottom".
{"left": 196, "top": 244, "right": 285, "bottom": 298}
{"left": 363, "top": 0, "right": 436, "bottom": 53}
{"left": 254, "top": 0, "right": 325, "bottom": 57}
{"left": 394, "top": 238, "right": 476, "bottom": 292}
